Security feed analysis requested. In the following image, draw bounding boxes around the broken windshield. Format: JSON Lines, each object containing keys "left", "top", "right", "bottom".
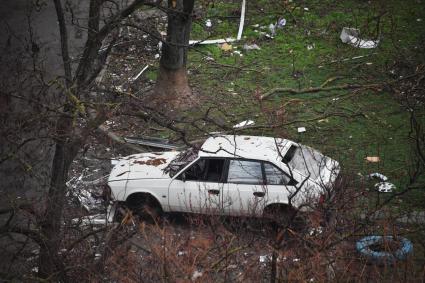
{"left": 164, "top": 148, "right": 198, "bottom": 177}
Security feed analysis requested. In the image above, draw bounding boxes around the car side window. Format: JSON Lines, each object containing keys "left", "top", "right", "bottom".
{"left": 184, "top": 159, "right": 207, "bottom": 181}
{"left": 181, "top": 158, "right": 225, "bottom": 182}
{"left": 264, "top": 163, "right": 294, "bottom": 185}
{"left": 227, "top": 160, "right": 263, "bottom": 184}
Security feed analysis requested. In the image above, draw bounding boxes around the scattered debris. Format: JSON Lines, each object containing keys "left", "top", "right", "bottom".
{"left": 192, "top": 270, "right": 203, "bottom": 281}
{"left": 243, "top": 43, "right": 261, "bottom": 51}
{"left": 259, "top": 254, "right": 271, "bottom": 263}
{"left": 368, "top": 172, "right": 388, "bottom": 181}
{"left": 154, "top": 53, "right": 160, "bottom": 59}
{"left": 365, "top": 156, "right": 380, "bottom": 162}
{"left": 308, "top": 226, "right": 323, "bottom": 236}
{"left": 307, "top": 44, "right": 315, "bottom": 50}
{"left": 205, "top": 19, "right": 212, "bottom": 28}
{"left": 297, "top": 127, "right": 306, "bottom": 133}
{"left": 131, "top": 65, "right": 149, "bottom": 82}
{"left": 220, "top": 43, "right": 233, "bottom": 51}
{"left": 340, "top": 27, "right": 379, "bottom": 48}
{"left": 269, "top": 23, "right": 277, "bottom": 36}
{"left": 189, "top": 0, "right": 245, "bottom": 45}
{"left": 277, "top": 18, "right": 287, "bottom": 28}
{"left": 375, "top": 181, "right": 395, "bottom": 193}
{"left": 233, "top": 120, "right": 255, "bottom": 129}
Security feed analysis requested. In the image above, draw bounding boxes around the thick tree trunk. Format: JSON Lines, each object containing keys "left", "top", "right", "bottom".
{"left": 151, "top": 0, "right": 197, "bottom": 111}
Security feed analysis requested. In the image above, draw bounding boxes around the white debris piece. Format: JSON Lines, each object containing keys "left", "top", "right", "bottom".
{"left": 154, "top": 54, "right": 160, "bottom": 59}
{"left": 367, "top": 172, "right": 388, "bottom": 181}
{"left": 297, "top": 127, "right": 306, "bottom": 133}
{"left": 233, "top": 120, "right": 255, "bottom": 129}
{"left": 277, "top": 18, "right": 287, "bottom": 28}
{"left": 192, "top": 270, "right": 203, "bottom": 281}
{"left": 206, "top": 19, "right": 212, "bottom": 27}
{"left": 269, "top": 23, "right": 276, "bottom": 36}
{"left": 243, "top": 43, "right": 261, "bottom": 50}
{"left": 340, "top": 27, "right": 379, "bottom": 48}
{"left": 375, "top": 182, "right": 395, "bottom": 193}
{"left": 259, "top": 255, "right": 271, "bottom": 263}
{"left": 131, "top": 65, "right": 149, "bottom": 81}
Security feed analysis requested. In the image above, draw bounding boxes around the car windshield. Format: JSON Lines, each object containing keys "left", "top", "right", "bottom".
{"left": 164, "top": 148, "right": 198, "bottom": 177}
{"left": 284, "top": 145, "right": 328, "bottom": 180}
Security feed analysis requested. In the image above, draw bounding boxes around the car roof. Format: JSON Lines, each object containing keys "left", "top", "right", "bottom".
{"left": 199, "top": 135, "right": 294, "bottom": 162}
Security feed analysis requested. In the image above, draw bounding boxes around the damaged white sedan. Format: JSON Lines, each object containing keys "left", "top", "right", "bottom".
{"left": 107, "top": 135, "right": 339, "bottom": 221}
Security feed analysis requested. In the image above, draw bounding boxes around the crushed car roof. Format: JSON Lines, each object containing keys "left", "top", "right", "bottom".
{"left": 199, "top": 135, "right": 293, "bottom": 162}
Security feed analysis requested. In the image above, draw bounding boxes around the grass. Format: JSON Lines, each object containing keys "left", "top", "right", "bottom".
{"left": 182, "top": 0, "right": 425, "bottom": 208}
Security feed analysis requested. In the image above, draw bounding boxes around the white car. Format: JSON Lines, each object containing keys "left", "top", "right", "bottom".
{"left": 107, "top": 135, "right": 339, "bottom": 221}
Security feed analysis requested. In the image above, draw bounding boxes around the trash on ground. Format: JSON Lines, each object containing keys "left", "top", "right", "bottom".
{"left": 205, "top": 19, "right": 212, "bottom": 28}
{"left": 259, "top": 254, "right": 272, "bottom": 263}
{"left": 72, "top": 204, "right": 117, "bottom": 226}
{"left": 269, "top": 23, "right": 276, "bottom": 36}
{"left": 308, "top": 226, "right": 323, "bottom": 236}
{"left": 365, "top": 156, "right": 380, "bottom": 162}
{"left": 220, "top": 43, "right": 233, "bottom": 51}
{"left": 124, "top": 136, "right": 179, "bottom": 150}
{"left": 307, "top": 44, "right": 315, "bottom": 50}
{"left": 277, "top": 18, "right": 286, "bottom": 28}
{"left": 375, "top": 182, "right": 396, "bottom": 193}
{"left": 233, "top": 120, "right": 255, "bottom": 129}
{"left": 192, "top": 270, "right": 203, "bottom": 281}
{"left": 154, "top": 53, "right": 160, "bottom": 59}
{"left": 356, "top": 235, "right": 413, "bottom": 264}
{"left": 340, "top": 27, "right": 379, "bottom": 48}
{"left": 243, "top": 43, "right": 261, "bottom": 51}
{"left": 367, "top": 172, "right": 388, "bottom": 181}
{"left": 298, "top": 127, "right": 306, "bottom": 133}
{"left": 130, "top": 65, "right": 149, "bottom": 81}
{"left": 189, "top": 0, "right": 245, "bottom": 45}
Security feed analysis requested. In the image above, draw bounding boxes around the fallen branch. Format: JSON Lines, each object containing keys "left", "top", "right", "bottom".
{"left": 260, "top": 83, "right": 382, "bottom": 100}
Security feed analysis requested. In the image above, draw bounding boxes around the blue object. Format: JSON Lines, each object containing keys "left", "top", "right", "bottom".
{"left": 356, "top": 236, "right": 413, "bottom": 264}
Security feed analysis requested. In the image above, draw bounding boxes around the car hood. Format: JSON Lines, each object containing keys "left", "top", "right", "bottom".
{"left": 108, "top": 151, "right": 180, "bottom": 182}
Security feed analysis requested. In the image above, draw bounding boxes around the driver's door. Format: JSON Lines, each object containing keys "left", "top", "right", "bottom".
{"left": 168, "top": 158, "right": 226, "bottom": 214}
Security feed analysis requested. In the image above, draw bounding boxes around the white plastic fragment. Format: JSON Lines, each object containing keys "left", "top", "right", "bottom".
{"left": 192, "top": 270, "right": 203, "bottom": 281}
{"left": 259, "top": 255, "right": 271, "bottom": 263}
{"left": 277, "top": 18, "right": 287, "bottom": 28}
{"left": 233, "top": 120, "right": 255, "bottom": 129}
{"left": 297, "top": 127, "right": 306, "bottom": 133}
{"left": 243, "top": 43, "right": 261, "bottom": 50}
{"left": 367, "top": 172, "right": 388, "bottom": 181}
{"left": 154, "top": 54, "right": 160, "bottom": 59}
{"left": 131, "top": 65, "right": 149, "bottom": 81}
{"left": 375, "top": 182, "right": 395, "bottom": 193}
{"left": 340, "top": 27, "right": 379, "bottom": 49}
{"left": 206, "top": 19, "right": 212, "bottom": 27}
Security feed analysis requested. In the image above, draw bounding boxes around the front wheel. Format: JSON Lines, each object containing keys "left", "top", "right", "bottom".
{"left": 126, "top": 195, "right": 163, "bottom": 224}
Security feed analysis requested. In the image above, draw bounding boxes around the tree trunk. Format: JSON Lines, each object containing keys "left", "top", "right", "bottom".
{"left": 38, "top": 114, "right": 77, "bottom": 281}
{"left": 151, "top": 0, "right": 196, "bottom": 111}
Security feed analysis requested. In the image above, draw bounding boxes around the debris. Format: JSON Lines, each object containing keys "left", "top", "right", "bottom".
{"left": 243, "top": 43, "right": 261, "bottom": 51}
{"left": 177, "top": 251, "right": 187, "bottom": 256}
{"left": 375, "top": 182, "right": 395, "bottom": 193}
{"left": 293, "top": 258, "right": 301, "bottom": 262}
{"left": 297, "top": 127, "right": 306, "bottom": 133}
{"left": 367, "top": 172, "right": 388, "bottom": 181}
{"left": 307, "top": 44, "right": 315, "bottom": 50}
{"left": 340, "top": 27, "right": 379, "bottom": 48}
{"left": 304, "top": 7, "right": 309, "bottom": 11}
{"left": 154, "top": 53, "right": 160, "bottom": 59}
{"left": 365, "top": 156, "right": 380, "bottom": 162}
{"left": 192, "top": 270, "right": 203, "bottom": 281}
{"left": 233, "top": 120, "right": 255, "bottom": 129}
{"left": 220, "top": 43, "right": 233, "bottom": 51}
{"left": 205, "top": 19, "right": 212, "bottom": 27}
{"left": 189, "top": 0, "right": 245, "bottom": 45}
{"left": 308, "top": 226, "right": 323, "bottom": 236}
{"left": 124, "top": 136, "right": 179, "bottom": 150}
{"left": 130, "top": 65, "right": 149, "bottom": 81}
{"left": 277, "top": 18, "right": 287, "bottom": 28}
{"left": 259, "top": 255, "right": 271, "bottom": 263}
{"left": 269, "top": 23, "right": 276, "bottom": 36}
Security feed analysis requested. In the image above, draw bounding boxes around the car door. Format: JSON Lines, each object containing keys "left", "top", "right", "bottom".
{"left": 168, "top": 158, "right": 226, "bottom": 214}
{"left": 222, "top": 159, "right": 268, "bottom": 217}
{"left": 263, "top": 162, "right": 298, "bottom": 208}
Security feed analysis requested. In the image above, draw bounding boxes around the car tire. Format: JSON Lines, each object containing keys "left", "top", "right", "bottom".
{"left": 127, "top": 195, "right": 163, "bottom": 224}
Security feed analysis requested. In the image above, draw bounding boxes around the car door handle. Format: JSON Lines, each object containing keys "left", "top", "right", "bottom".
{"left": 208, "top": 189, "right": 220, "bottom": 195}
{"left": 253, "top": 192, "right": 265, "bottom": 197}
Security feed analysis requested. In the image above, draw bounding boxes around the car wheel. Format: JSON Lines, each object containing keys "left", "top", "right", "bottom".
{"left": 263, "top": 205, "right": 297, "bottom": 228}
{"left": 127, "top": 195, "right": 163, "bottom": 224}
